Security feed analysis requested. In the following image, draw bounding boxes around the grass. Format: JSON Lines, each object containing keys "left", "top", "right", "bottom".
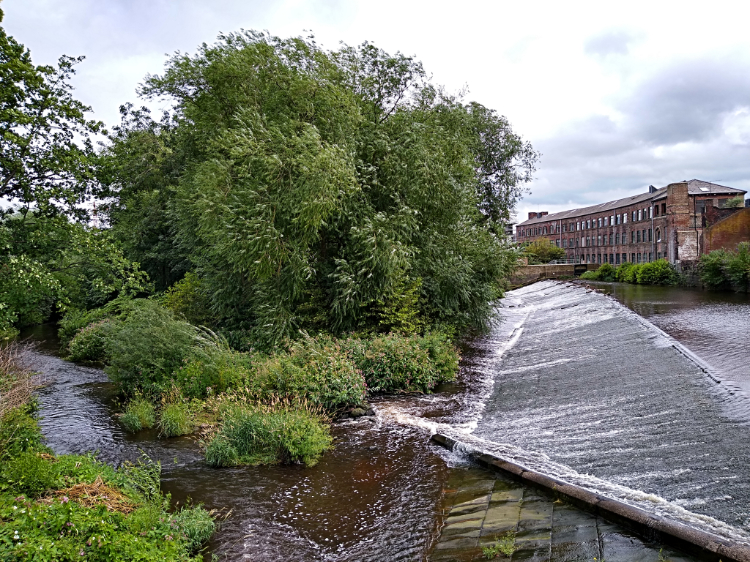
{"left": 204, "top": 401, "right": 332, "bottom": 467}
{"left": 158, "top": 401, "right": 194, "bottom": 438}
{"left": 120, "top": 396, "right": 156, "bottom": 433}
{"left": 482, "top": 531, "right": 517, "bottom": 559}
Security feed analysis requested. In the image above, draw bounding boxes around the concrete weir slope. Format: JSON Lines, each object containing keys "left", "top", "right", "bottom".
{"left": 474, "top": 281, "right": 750, "bottom": 537}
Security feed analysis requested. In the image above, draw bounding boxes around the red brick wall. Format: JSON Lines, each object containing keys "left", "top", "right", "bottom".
{"left": 703, "top": 207, "right": 750, "bottom": 254}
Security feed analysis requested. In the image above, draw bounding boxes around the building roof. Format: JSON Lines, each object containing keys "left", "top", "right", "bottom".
{"left": 517, "top": 180, "right": 746, "bottom": 226}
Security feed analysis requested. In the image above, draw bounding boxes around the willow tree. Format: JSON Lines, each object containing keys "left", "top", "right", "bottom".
{"left": 105, "top": 32, "right": 538, "bottom": 347}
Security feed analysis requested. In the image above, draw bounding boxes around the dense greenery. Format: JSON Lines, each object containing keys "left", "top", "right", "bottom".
{"left": 581, "top": 260, "right": 679, "bottom": 285}
{"left": 522, "top": 239, "right": 566, "bottom": 264}
{"left": 0, "top": 342, "right": 215, "bottom": 560}
{"left": 102, "top": 32, "right": 534, "bottom": 348}
{"left": 699, "top": 243, "right": 750, "bottom": 292}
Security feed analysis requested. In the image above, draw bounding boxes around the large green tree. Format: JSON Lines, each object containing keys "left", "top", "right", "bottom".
{"left": 104, "top": 32, "right": 537, "bottom": 347}
{"left": 0, "top": 9, "right": 148, "bottom": 338}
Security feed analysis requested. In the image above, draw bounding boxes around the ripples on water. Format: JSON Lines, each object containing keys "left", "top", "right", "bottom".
{"left": 23, "top": 280, "right": 750, "bottom": 558}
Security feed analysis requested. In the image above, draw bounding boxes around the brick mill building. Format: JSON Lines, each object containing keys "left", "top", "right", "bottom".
{"left": 516, "top": 180, "right": 748, "bottom": 266}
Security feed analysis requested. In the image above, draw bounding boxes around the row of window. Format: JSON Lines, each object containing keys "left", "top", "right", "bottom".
{"left": 582, "top": 252, "right": 662, "bottom": 265}
{"left": 556, "top": 228, "right": 662, "bottom": 248}
{"left": 521, "top": 202, "right": 669, "bottom": 238}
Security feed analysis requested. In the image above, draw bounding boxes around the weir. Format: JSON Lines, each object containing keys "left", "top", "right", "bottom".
{"left": 432, "top": 280, "right": 750, "bottom": 552}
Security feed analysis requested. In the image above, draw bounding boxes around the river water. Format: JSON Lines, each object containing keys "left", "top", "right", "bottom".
{"left": 20, "top": 281, "right": 750, "bottom": 559}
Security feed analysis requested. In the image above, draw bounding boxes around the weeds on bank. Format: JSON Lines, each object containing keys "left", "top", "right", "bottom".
{"left": 482, "top": 531, "right": 517, "bottom": 558}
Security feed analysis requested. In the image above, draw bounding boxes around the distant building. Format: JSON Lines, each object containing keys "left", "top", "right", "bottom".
{"left": 516, "top": 179, "right": 747, "bottom": 266}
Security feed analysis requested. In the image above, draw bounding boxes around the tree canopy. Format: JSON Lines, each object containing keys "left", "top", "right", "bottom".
{"left": 103, "top": 32, "right": 538, "bottom": 347}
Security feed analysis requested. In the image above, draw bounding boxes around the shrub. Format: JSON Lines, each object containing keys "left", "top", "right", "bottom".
{"left": 725, "top": 242, "right": 750, "bottom": 289}
{"left": 120, "top": 396, "right": 157, "bottom": 433}
{"left": 251, "top": 336, "right": 366, "bottom": 411}
{"left": 158, "top": 401, "right": 194, "bottom": 438}
{"left": 105, "top": 300, "right": 198, "bottom": 394}
{"left": 522, "top": 239, "right": 566, "bottom": 264}
{"left": 67, "top": 318, "right": 117, "bottom": 362}
{"left": 616, "top": 262, "right": 640, "bottom": 283}
{"left": 171, "top": 506, "right": 216, "bottom": 551}
{"left": 580, "top": 263, "right": 616, "bottom": 281}
{"left": 173, "top": 346, "right": 257, "bottom": 399}
{"left": 162, "top": 272, "right": 216, "bottom": 327}
{"left": 0, "top": 405, "right": 47, "bottom": 461}
{"left": 205, "top": 404, "right": 332, "bottom": 467}
{"left": 344, "top": 332, "right": 458, "bottom": 393}
{"left": 636, "top": 259, "right": 679, "bottom": 285}
{"left": 1, "top": 451, "right": 57, "bottom": 496}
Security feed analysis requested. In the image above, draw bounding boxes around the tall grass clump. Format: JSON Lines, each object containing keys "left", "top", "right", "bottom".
{"left": 173, "top": 345, "right": 257, "bottom": 399}
{"left": 158, "top": 400, "right": 194, "bottom": 438}
{"left": 205, "top": 403, "right": 332, "bottom": 467}
{"left": 344, "top": 332, "right": 459, "bottom": 393}
{"left": 120, "top": 395, "right": 157, "bottom": 433}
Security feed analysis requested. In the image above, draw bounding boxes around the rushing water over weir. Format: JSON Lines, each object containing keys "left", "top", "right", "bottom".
{"left": 23, "top": 280, "right": 750, "bottom": 559}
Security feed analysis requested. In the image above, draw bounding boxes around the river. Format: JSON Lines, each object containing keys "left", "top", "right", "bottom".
{"left": 19, "top": 281, "right": 750, "bottom": 559}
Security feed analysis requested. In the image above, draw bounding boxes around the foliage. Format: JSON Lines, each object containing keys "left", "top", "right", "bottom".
{"left": 120, "top": 396, "right": 156, "bottom": 433}
{"left": 101, "top": 31, "right": 533, "bottom": 347}
{"left": 67, "top": 318, "right": 116, "bottom": 362}
{"left": 725, "top": 195, "right": 745, "bottom": 208}
{"left": 522, "top": 239, "right": 566, "bottom": 264}
{"left": 158, "top": 401, "right": 193, "bottom": 438}
{"left": 104, "top": 300, "right": 198, "bottom": 394}
{"left": 172, "top": 346, "right": 255, "bottom": 399}
{"left": 1, "top": 451, "right": 56, "bottom": 496}
{"left": 344, "top": 332, "right": 458, "bottom": 393}
{"left": 636, "top": 259, "right": 679, "bottom": 285}
{"left": 162, "top": 272, "right": 216, "bottom": 326}
{"left": 580, "top": 263, "right": 616, "bottom": 281}
{"left": 251, "top": 336, "right": 366, "bottom": 411}
{"left": 699, "top": 243, "right": 750, "bottom": 291}
{"left": 0, "top": 11, "right": 103, "bottom": 217}
{"left": 170, "top": 506, "right": 216, "bottom": 553}
{"left": 482, "top": 531, "right": 517, "bottom": 558}
{"left": 616, "top": 262, "right": 639, "bottom": 284}
{"left": 205, "top": 403, "right": 332, "bottom": 467}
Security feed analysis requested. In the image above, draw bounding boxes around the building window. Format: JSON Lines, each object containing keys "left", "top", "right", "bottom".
{"left": 622, "top": 253, "right": 627, "bottom": 263}
{"left": 654, "top": 205, "right": 659, "bottom": 217}
{"left": 637, "top": 253, "right": 641, "bottom": 263}
{"left": 657, "top": 251, "right": 661, "bottom": 260}
{"left": 615, "top": 233, "right": 619, "bottom": 244}
{"left": 631, "top": 253, "right": 636, "bottom": 262}
{"left": 636, "top": 231, "right": 641, "bottom": 243}
{"left": 603, "top": 254, "right": 608, "bottom": 263}
{"left": 648, "top": 228, "right": 652, "bottom": 242}
{"left": 661, "top": 203, "right": 666, "bottom": 215}
{"left": 586, "top": 254, "right": 590, "bottom": 263}
{"left": 623, "top": 213, "right": 628, "bottom": 224}
{"left": 656, "top": 228, "right": 661, "bottom": 242}
{"left": 615, "top": 253, "right": 620, "bottom": 264}
{"left": 631, "top": 231, "right": 635, "bottom": 243}
{"left": 642, "top": 229, "right": 646, "bottom": 242}
{"left": 597, "top": 235, "right": 601, "bottom": 245}
{"left": 597, "top": 254, "right": 602, "bottom": 264}
{"left": 649, "top": 207, "right": 653, "bottom": 218}
{"left": 637, "top": 210, "right": 641, "bottom": 221}
{"left": 649, "top": 252, "right": 652, "bottom": 262}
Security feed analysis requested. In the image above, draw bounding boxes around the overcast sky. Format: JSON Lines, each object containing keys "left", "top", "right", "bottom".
{"left": 4, "top": 0, "right": 750, "bottom": 222}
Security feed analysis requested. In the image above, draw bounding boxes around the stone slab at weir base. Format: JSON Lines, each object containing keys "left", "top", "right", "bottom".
{"left": 431, "top": 434, "right": 750, "bottom": 562}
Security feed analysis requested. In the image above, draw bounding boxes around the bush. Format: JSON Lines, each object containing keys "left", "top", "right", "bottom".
{"left": 173, "top": 346, "right": 256, "bottom": 399}
{"left": 162, "top": 272, "right": 216, "bottom": 327}
{"left": 700, "top": 243, "right": 750, "bottom": 291}
{"left": 522, "top": 240, "right": 566, "bottom": 264}
{"left": 67, "top": 318, "right": 117, "bottom": 362}
{"left": 205, "top": 404, "right": 332, "bottom": 467}
{"left": 158, "top": 401, "right": 193, "bottom": 438}
{"left": 1, "top": 451, "right": 57, "bottom": 496}
{"left": 616, "top": 262, "right": 640, "bottom": 283}
{"left": 120, "top": 396, "right": 157, "bottom": 433}
{"left": 248, "top": 336, "right": 366, "bottom": 411}
{"left": 105, "top": 300, "right": 198, "bottom": 394}
{"left": 636, "top": 259, "right": 679, "bottom": 285}
{"left": 580, "top": 263, "right": 616, "bottom": 281}
{"left": 171, "top": 506, "right": 216, "bottom": 552}
{"left": 344, "top": 332, "right": 459, "bottom": 393}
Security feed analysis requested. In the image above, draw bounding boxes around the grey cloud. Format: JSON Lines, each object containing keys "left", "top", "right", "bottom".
{"left": 584, "top": 29, "right": 640, "bottom": 57}
{"left": 623, "top": 57, "right": 750, "bottom": 145}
